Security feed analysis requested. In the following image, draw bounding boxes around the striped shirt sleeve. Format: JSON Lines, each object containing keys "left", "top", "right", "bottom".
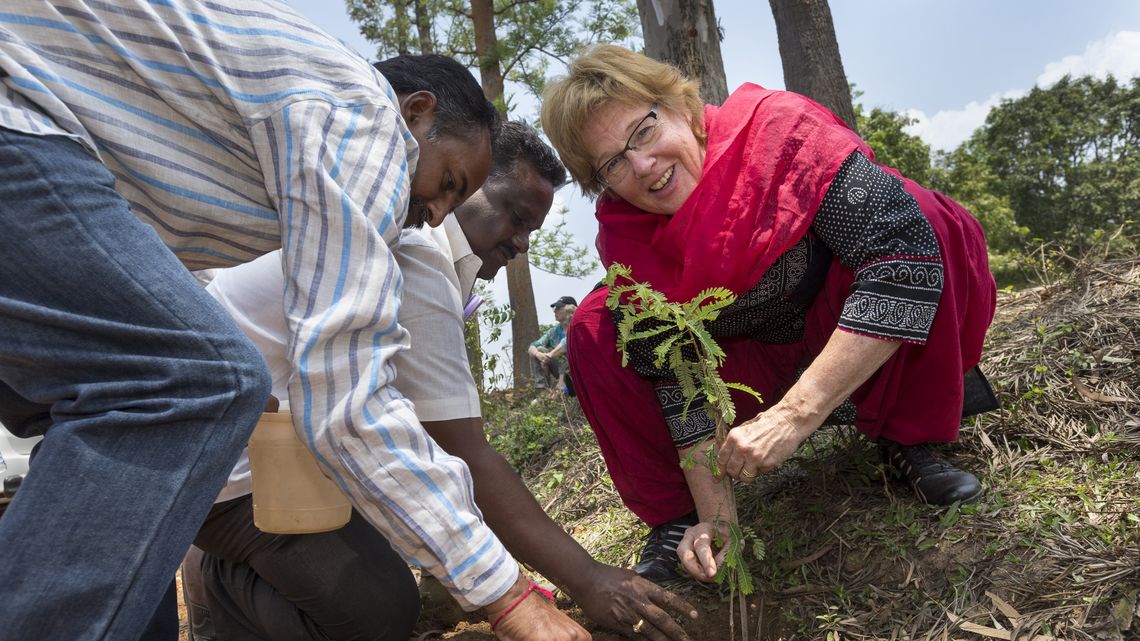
{"left": 248, "top": 99, "right": 517, "bottom": 611}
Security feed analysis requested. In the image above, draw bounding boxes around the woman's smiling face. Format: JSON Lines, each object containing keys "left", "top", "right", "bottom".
{"left": 582, "top": 100, "right": 705, "bottom": 215}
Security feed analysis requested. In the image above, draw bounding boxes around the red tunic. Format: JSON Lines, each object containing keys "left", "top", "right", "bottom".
{"left": 568, "top": 85, "right": 996, "bottom": 525}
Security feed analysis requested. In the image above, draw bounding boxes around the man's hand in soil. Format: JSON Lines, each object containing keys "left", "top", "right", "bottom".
{"left": 572, "top": 564, "right": 696, "bottom": 641}
{"left": 484, "top": 574, "right": 590, "bottom": 641}
{"left": 428, "top": 418, "right": 693, "bottom": 639}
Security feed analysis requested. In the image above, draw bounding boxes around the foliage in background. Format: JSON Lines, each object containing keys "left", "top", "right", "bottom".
{"left": 929, "top": 139, "right": 1031, "bottom": 286}
{"left": 347, "top": 0, "right": 442, "bottom": 56}
{"left": 853, "top": 89, "right": 931, "bottom": 185}
{"left": 855, "top": 75, "right": 1139, "bottom": 288}
{"left": 972, "top": 74, "right": 1139, "bottom": 253}
{"left": 528, "top": 206, "right": 599, "bottom": 279}
{"left": 347, "top": 0, "right": 638, "bottom": 107}
{"left": 854, "top": 90, "right": 1029, "bottom": 285}
{"left": 464, "top": 283, "right": 514, "bottom": 391}
{"left": 853, "top": 87, "right": 1030, "bottom": 285}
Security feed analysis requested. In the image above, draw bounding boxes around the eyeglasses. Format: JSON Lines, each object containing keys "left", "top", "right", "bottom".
{"left": 591, "top": 105, "right": 660, "bottom": 189}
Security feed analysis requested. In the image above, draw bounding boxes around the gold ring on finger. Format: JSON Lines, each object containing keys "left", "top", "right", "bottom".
{"left": 741, "top": 469, "right": 756, "bottom": 478}
{"left": 633, "top": 618, "right": 645, "bottom": 633}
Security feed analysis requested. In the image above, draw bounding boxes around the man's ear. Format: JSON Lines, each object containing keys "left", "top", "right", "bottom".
{"left": 398, "top": 90, "right": 438, "bottom": 125}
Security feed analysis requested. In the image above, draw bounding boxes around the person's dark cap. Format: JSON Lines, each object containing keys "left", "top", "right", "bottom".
{"left": 551, "top": 295, "right": 577, "bottom": 310}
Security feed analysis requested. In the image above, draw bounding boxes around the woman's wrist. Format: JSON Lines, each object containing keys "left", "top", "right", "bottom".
{"left": 772, "top": 386, "right": 831, "bottom": 437}
{"left": 680, "top": 446, "right": 736, "bottom": 523}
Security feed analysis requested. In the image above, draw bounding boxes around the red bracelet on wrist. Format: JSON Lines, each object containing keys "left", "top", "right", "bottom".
{"left": 490, "top": 580, "right": 556, "bottom": 631}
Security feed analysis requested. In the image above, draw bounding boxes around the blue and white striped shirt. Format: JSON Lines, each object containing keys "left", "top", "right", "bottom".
{"left": 0, "top": 0, "right": 515, "bottom": 609}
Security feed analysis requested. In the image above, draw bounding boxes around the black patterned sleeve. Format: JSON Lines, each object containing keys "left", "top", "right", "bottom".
{"left": 609, "top": 309, "right": 719, "bottom": 448}
{"left": 812, "top": 152, "right": 943, "bottom": 344}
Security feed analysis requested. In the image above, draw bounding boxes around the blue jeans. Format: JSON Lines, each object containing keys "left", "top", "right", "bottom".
{"left": 0, "top": 129, "right": 272, "bottom": 640}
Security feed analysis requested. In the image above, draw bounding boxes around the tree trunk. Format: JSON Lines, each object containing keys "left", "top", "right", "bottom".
{"left": 768, "top": 0, "right": 857, "bottom": 132}
{"left": 470, "top": 0, "right": 539, "bottom": 388}
{"left": 413, "top": 0, "right": 433, "bottom": 54}
{"left": 505, "top": 257, "right": 538, "bottom": 388}
{"left": 464, "top": 317, "right": 485, "bottom": 395}
{"left": 393, "top": 0, "right": 410, "bottom": 55}
{"left": 637, "top": 0, "right": 728, "bottom": 105}
{"left": 470, "top": 0, "right": 504, "bottom": 102}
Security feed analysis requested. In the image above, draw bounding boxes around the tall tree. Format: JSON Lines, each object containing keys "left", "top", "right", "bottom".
{"left": 467, "top": 0, "right": 540, "bottom": 389}
{"left": 967, "top": 74, "right": 1140, "bottom": 250}
{"left": 853, "top": 97, "right": 931, "bottom": 185}
{"left": 768, "top": 0, "right": 857, "bottom": 131}
{"left": 636, "top": 0, "right": 728, "bottom": 105}
{"left": 412, "top": 0, "right": 434, "bottom": 53}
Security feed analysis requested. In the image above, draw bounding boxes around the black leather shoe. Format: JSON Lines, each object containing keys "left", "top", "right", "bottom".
{"left": 881, "top": 440, "right": 983, "bottom": 506}
{"left": 634, "top": 511, "right": 698, "bottom": 584}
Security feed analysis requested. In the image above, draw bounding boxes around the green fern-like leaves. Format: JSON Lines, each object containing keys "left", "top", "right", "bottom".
{"left": 602, "top": 264, "right": 759, "bottom": 426}
{"left": 603, "top": 263, "right": 764, "bottom": 627}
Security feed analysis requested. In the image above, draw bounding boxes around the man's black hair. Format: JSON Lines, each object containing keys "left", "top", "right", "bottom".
{"left": 373, "top": 54, "right": 499, "bottom": 141}
{"left": 488, "top": 121, "right": 567, "bottom": 189}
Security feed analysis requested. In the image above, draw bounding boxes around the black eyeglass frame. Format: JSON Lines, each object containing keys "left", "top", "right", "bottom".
{"left": 591, "top": 104, "right": 659, "bottom": 189}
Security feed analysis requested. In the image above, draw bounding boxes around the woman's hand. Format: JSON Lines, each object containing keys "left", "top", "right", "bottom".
{"left": 676, "top": 521, "right": 729, "bottom": 582}
{"left": 718, "top": 330, "right": 902, "bottom": 480}
{"left": 717, "top": 405, "right": 816, "bottom": 479}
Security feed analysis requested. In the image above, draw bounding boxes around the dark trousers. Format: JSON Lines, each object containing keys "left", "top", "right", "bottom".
{"left": 529, "top": 354, "right": 561, "bottom": 388}
{"left": 185, "top": 495, "right": 419, "bottom": 641}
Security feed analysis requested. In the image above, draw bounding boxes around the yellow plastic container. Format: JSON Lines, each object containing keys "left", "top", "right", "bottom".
{"left": 247, "top": 412, "right": 351, "bottom": 534}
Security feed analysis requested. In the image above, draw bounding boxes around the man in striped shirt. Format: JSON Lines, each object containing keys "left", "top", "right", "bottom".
{"left": 179, "top": 122, "right": 695, "bottom": 641}
{"left": 0, "top": 2, "right": 562, "bottom": 639}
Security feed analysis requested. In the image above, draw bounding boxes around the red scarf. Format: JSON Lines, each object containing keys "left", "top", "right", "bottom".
{"left": 596, "top": 83, "right": 873, "bottom": 300}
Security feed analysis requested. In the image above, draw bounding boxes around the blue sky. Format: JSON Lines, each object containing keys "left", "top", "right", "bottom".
{"left": 286, "top": 0, "right": 1140, "bottom": 378}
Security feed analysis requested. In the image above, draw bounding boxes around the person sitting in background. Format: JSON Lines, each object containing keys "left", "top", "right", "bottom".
{"left": 182, "top": 121, "right": 697, "bottom": 641}
{"left": 529, "top": 296, "right": 578, "bottom": 389}
{"left": 540, "top": 44, "right": 998, "bottom": 585}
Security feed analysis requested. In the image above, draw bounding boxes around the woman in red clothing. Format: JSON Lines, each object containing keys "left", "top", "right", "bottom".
{"left": 541, "top": 45, "right": 998, "bottom": 584}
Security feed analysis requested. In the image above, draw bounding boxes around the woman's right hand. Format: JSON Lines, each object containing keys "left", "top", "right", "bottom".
{"left": 676, "top": 521, "right": 729, "bottom": 582}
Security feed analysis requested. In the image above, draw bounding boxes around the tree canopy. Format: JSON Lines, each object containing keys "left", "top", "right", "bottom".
{"left": 971, "top": 75, "right": 1139, "bottom": 251}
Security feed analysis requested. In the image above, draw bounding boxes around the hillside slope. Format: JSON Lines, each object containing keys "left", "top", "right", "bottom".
{"left": 462, "top": 255, "right": 1140, "bottom": 641}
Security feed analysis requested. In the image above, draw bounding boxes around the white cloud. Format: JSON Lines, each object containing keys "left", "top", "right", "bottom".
{"left": 1037, "top": 31, "right": 1140, "bottom": 86}
{"left": 903, "top": 98, "right": 1002, "bottom": 153}
{"left": 904, "top": 31, "right": 1140, "bottom": 153}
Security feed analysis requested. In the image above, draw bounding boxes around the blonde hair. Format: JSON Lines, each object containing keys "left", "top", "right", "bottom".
{"left": 541, "top": 44, "right": 705, "bottom": 196}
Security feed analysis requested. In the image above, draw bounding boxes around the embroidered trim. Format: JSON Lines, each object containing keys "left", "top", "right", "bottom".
{"left": 655, "top": 382, "right": 717, "bottom": 447}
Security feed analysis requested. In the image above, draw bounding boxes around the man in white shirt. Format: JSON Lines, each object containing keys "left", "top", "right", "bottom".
{"left": 185, "top": 122, "right": 697, "bottom": 641}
